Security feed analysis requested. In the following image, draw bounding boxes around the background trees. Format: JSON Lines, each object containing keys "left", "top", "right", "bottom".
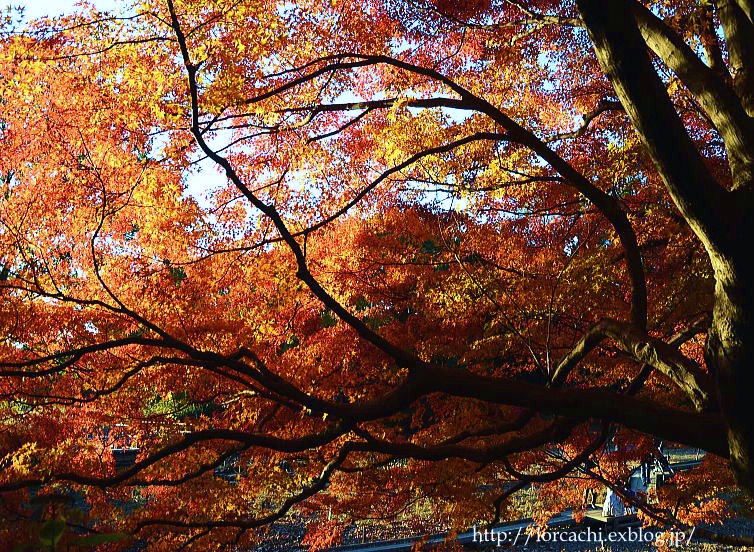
{"left": 0, "top": 0, "right": 752, "bottom": 549}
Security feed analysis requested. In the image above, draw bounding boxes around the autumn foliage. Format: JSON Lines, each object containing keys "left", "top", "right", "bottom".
{"left": 1, "top": 0, "right": 753, "bottom": 549}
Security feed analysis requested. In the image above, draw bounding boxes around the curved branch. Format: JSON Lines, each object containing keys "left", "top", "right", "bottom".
{"left": 0, "top": 422, "right": 349, "bottom": 492}
{"left": 500, "top": 427, "right": 607, "bottom": 484}
{"left": 348, "top": 420, "right": 573, "bottom": 463}
{"left": 427, "top": 366, "right": 727, "bottom": 456}
{"left": 298, "top": 53, "right": 648, "bottom": 328}
{"left": 546, "top": 99, "right": 624, "bottom": 142}
{"left": 630, "top": 0, "right": 754, "bottom": 186}
{"left": 718, "top": 0, "right": 754, "bottom": 116}
{"left": 550, "top": 318, "right": 714, "bottom": 411}
{"left": 167, "top": 1, "right": 427, "bottom": 372}
{"left": 502, "top": 0, "right": 582, "bottom": 29}
{"left": 296, "top": 132, "right": 509, "bottom": 239}
{"left": 135, "top": 443, "right": 353, "bottom": 530}
{"left": 438, "top": 409, "right": 536, "bottom": 446}
{"left": 0, "top": 336, "right": 170, "bottom": 377}
{"left": 576, "top": 0, "right": 736, "bottom": 263}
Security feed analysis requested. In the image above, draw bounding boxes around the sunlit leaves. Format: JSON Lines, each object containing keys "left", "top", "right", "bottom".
{"left": 0, "top": 0, "right": 737, "bottom": 549}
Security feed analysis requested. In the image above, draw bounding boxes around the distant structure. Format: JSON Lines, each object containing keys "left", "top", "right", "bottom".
{"left": 599, "top": 446, "right": 679, "bottom": 519}
{"left": 602, "top": 488, "right": 628, "bottom": 517}
{"left": 113, "top": 447, "right": 139, "bottom": 471}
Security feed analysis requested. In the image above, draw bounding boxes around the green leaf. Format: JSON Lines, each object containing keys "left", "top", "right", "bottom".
{"left": 277, "top": 335, "right": 299, "bottom": 355}
{"left": 320, "top": 309, "right": 338, "bottom": 328}
{"left": 39, "top": 518, "right": 66, "bottom": 547}
{"left": 420, "top": 239, "right": 441, "bottom": 256}
{"left": 169, "top": 266, "right": 187, "bottom": 285}
{"left": 72, "top": 532, "right": 129, "bottom": 546}
{"left": 353, "top": 296, "right": 371, "bottom": 311}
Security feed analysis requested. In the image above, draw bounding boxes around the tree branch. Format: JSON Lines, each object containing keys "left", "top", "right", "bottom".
{"left": 135, "top": 443, "right": 353, "bottom": 530}
{"left": 550, "top": 318, "right": 714, "bottom": 411}
{"left": 630, "top": 0, "right": 754, "bottom": 187}
{"left": 307, "top": 53, "right": 648, "bottom": 328}
{"left": 718, "top": 0, "right": 754, "bottom": 116}
{"left": 0, "top": 422, "right": 350, "bottom": 491}
{"left": 577, "top": 0, "right": 736, "bottom": 266}
{"left": 166, "top": 0, "right": 427, "bottom": 373}
{"left": 428, "top": 366, "right": 727, "bottom": 455}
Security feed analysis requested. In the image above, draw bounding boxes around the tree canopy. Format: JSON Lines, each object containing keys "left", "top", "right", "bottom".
{"left": 1, "top": 0, "right": 753, "bottom": 549}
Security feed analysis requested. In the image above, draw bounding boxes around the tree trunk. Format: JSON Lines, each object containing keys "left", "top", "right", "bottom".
{"left": 708, "top": 261, "right": 754, "bottom": 492}
{"left": 576, "top": 0, "right": 754, "bottom": 495}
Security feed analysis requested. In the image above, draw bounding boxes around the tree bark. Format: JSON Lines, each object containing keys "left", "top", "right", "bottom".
{"left": 577, "top": 0, "right": 754, "bottom": 494}
{"left": 707, "top": 261, "right": 754, "bottom": 492}
{"left": 718, "top": 0, "right": 754, "bottom": 116}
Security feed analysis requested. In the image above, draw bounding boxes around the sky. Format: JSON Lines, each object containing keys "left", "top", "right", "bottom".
{"left": 10, "top": 0, "right": 120, "bottom": 20}
{"left": 7, "top": 0, "right": 224, "bottom": 204}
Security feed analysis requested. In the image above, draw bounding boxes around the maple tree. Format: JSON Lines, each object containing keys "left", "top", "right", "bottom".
{"left": 1, "top": 0, "right": 754, "bottom": 549}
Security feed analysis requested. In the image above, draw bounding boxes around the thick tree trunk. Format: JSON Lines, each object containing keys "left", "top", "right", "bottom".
{"left": 708, "top": 262, "right": 754, "bottom": 492}
{"left": 576, "top": 0, "right": 754, "bottom": 495}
